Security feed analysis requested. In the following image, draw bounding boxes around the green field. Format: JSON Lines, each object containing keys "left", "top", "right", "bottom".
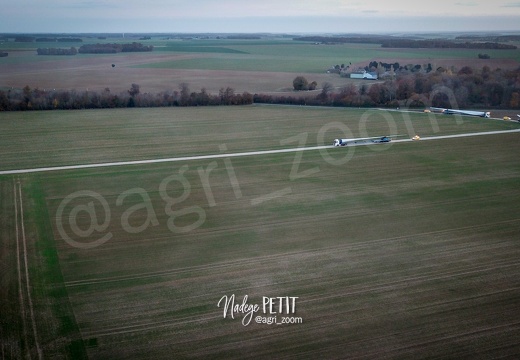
{"left": 1, "top": 106, "right": 520, "bottom": 358}
{"left": 1, "top": 106, "right": 520, "bottom": 170}
{"left": 138, "top": 40, "right": 520, "bottom": 73}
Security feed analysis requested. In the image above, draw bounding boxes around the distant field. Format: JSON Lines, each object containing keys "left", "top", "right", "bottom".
{"left": 1, "top": 37, "right": 519, "bottom": 93}
{"left": 1, "top": 106, "right": 520, "bottom": 358}
{"left": 143, "top": 41, "right": 520, "bottom": 72}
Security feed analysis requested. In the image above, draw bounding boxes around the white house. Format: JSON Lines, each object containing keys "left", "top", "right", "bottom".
{"left": 350, "top": 70, "right": 378, "bottom": 80}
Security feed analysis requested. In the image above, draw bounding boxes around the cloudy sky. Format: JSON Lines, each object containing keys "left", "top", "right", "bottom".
{"left": 1, "top": 0, "right": 520, "bottom": 33}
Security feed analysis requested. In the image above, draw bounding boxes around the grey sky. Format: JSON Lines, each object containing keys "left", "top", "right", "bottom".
{"left": 1, "top": 0, "right": 519, "bottom": 33}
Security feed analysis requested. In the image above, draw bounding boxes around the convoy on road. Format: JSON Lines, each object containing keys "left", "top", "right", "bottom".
{"left": 333, "top": 135, "right": 394, "bottom": 146}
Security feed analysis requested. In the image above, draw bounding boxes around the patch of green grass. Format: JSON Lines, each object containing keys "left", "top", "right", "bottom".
{"left": 133, "top": 54, "right": 309, "bottom": 72}
{"left": 24, "top": 177, "right": 88, "bottom": 359}
{"left": 161, "top": 43, "right": 248, "bottom": 54}
{"left": 136, "top": 40, "right": 520, "bottom": 71}
{"left": 177, "top": 46, "right": 248, "bottom": 54}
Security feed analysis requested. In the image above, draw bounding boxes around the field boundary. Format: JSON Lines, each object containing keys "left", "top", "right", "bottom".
{"left": 14, "top": 179, "right": 42, "bottom": 359}
{"left": 14, "top": 179, "right": 30, "bottom": 358}
{"left": 1, "top": 129, "right": 519, "bottom": 176}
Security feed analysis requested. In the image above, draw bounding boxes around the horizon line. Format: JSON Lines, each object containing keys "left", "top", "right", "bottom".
{"left": 2, "top": 30, "right": 520, "bottom": 35}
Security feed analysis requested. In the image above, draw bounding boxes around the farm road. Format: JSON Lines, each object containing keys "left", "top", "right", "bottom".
{"left": 1, "top": 129, "right": 519, "bottom": 176}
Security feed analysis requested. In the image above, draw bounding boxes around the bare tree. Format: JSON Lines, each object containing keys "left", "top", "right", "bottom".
{"left": 128, "top": 83, "right": 140, "bottom": 97}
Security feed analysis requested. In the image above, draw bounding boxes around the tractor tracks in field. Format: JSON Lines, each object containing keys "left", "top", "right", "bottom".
{"left": 71, "top": 218, "right": 520, "bottom": 339}
{"left": 64, "top": 217, "right": 520, "bottom": 288}
{"left": 13, "top": 179, "right": 42, "bottom": 360}
{"left": 79, "top": 257, "right": 520, "bottom": 339}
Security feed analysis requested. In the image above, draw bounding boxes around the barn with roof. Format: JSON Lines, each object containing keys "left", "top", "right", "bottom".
{"left": 350, "top": 70, "right": 378, "bottom": 80}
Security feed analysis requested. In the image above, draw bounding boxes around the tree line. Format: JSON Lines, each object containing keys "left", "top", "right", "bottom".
{"left": 293, "top": 36, "right": 517, "bottom": 50}
{"left": 36, "top": 37, "right": 83, "bottom": 42}
{"left": 78, "top": 42, "right": 153, "bottom": 54}
{"left": 293, "top": 35, "right": 392, "bottom": 45}
{"left": 12, "top": 36, "right": 82, "bottom": 42}
{"left": 35, "top": 43, "right": 152, "bottom": 55}
{"left": 263, "top": 65, "right": 520, "bottom": 109}
{"left": 0, "top": 84, "right": 253, "bottom": 111}
{"left": 37, "top": 47, "right": 78, "bottom": 56}
{"left": 2, "top": 65, "right": 520, "bottom": 111}
{"left": 456, "top": 35, "right": 520, "bottom": 42}
{"left": 381, "top": 39, "right": 517, "bottom": 49}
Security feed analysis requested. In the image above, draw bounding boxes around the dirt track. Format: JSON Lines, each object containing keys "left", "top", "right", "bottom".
{"left": 2, "top": 129, "right": 519, "bottom": 175}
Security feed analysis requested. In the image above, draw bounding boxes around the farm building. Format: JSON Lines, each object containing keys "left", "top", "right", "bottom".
{"left": 350, "top": 70, "right": 378, "bottom": 80}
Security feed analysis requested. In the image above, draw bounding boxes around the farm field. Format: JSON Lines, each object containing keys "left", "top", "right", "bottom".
{"left": 1, "top": 106, "right": 520, "bottom": 358}
{"left": 1, "top": 106, "right": 520, "bottom": 171}
{"left": 1, "top": 37, "right": 520, "bottom": 94}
